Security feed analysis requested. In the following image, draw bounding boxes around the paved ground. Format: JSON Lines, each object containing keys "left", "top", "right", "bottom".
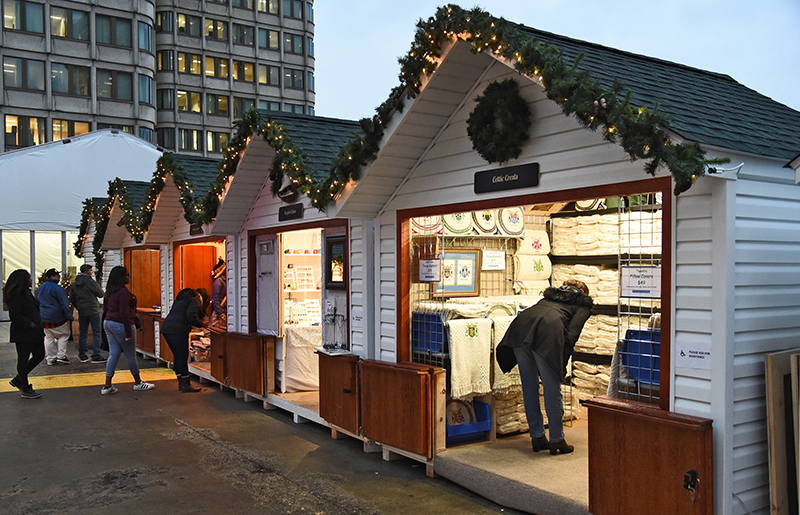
{"left": 0, "top": 325, "right": 524, "bottom": 515}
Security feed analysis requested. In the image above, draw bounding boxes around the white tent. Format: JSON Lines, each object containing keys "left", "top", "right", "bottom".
{"left": 0, "top": 129, "right": 161, "bottom": 296}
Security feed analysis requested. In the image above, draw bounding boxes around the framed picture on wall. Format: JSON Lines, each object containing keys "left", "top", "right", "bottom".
{"left": 434, "top": 248, "right": 481, "bottom": 297}
{"left": 325, "top": 236, "right": 347, "bottom": 289}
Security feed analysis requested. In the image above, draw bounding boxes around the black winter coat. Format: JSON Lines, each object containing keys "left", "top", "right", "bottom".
{"left": 496, "top": 285, "right": 593, "bottom": 380}
{"left": 7, "top": 291, "right": 44, "bottom": 345}
{"left": 160, "top": 297, "right": 205, "bottom": 335}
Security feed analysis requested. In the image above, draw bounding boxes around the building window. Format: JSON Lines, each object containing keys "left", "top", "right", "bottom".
{"left": 283, "top": 33, "right": 303, "bottom": 54}
{"left": 259, "top": 100, "right": 280, "bottom": 111}
{"left": 284, "top": 68, "right": 303, "bottom": 89}
{"left": 283, "top": 103, "right": 304, "bottom": 114}
{"left": 307, "top": 105, "right": 314, "bottom": 116}
{"left": 50, "top": 7, "right": 89, "bottom": 40}
{"left": 257, "top": 28, "right": 279, "bottom": 50}
{"left": 177, "top": 90, "right": 202, "bottom": 112}
{"left": 3, "top": 1, "right": 44, "bottom": 33}
{"left": 207, "top": 93, "right": 229, "bottom": 115}
{"left": 178, "top": 129, "right": 202, "bottom": 151}
{"left": 157, "top": 50, "right": 174, "bottom": 72}
{"left": 138, "top": 21, "right": 152, "bottom": 52}
{"left": 207, "top": 131, "right": 229, "bottom": 152}
{"left": 156, "top": 89, "right": 174, "bottom": 110}
{"left": 51, "top": 63, "right": 90, "bottom": 95}
{"left": 205, "top": 18, "right": 227, "bottom": 41}
{"left": 207, "top": 0, "right": 227, "bottom": 4}
{"left": 96, "top": 15, "right": 131, "bottom": 47}
{"left": 307, "top": 71, "right": 314, "bottom": 92}
{"left": 96, "top": 123, "right": 133, "bottom": 133}
{"left": 257, "top": 0, "right": 279, "bottom": 14}
{"left": 283, "top": 0, "right": 303, "bottom": 19}
{"left": 52, "top": 119, "right": 90, "bottom": 141}
{"left": 177, "top": 13, "right": 201, "bottom": 37}
{"left": 258, "top": 64, "right": 280, "bottom": 86}
{"left": 177, "top": 52, "right": 202, "bottom": 75}
{"left": 306, "top": 2, "right": 313, "bottom": 23}
{"left": 232, "top": 23, "right": 253, "bottom": 46}
{"left": 157, "top": 128, "right": 175, "bottom": 148}
{"left": 233, "top": 97, "right": 254, "bottom": 118}
{"left": 3, "top": 56, "right": 45, "bottom": 91}
{"left": 138, "top": 74, "right": 153, "bottom": 104}
{"left": 205, "top": 56, "right": 229, "bottom": 79}
{"left": 4, "top": 114, "right": 45, "bottom": 148}
{"left": 138, "top": 127, "right": 154, "bottom": 143}
{"left": 96, "top": 69, "right": 132, "bottom": 101}
{"left": 232, "top": 0, "right": 254, "bottom": 8}
{"left": 232, "top": 61, "right": 254, "bottom": 82}
{"left": 155, "top": 11, "right": 173, "bottom": 33}
{"left": 307, "top": 36, "right": 314, "bottom": 57}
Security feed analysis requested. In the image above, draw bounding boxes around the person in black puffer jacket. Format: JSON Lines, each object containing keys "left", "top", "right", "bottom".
{"left": 3, "top": 269, "right": 45, "bottom": 399}
{"left": 496, "top": 279, "right": 593, "bottom": 455}
{"left": 160, "top": 288, "right": 206, "bottom": 392}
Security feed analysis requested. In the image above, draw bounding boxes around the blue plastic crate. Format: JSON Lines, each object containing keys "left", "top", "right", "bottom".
{"left": 446, "top": 401, "right": 492, "bottom": 446}
{"left": 621, "top": 329, "right": 661, "bottom": 386}
{"left": 411, "top": 312, "right": 448, "bottom": 353}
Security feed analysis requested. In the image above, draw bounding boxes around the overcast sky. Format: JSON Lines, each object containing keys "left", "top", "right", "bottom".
{"left": 313, "top": 0, "right": 800, "bottom": 121}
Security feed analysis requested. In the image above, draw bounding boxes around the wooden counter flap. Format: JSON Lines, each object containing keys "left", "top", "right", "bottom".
{"left": 584, "top": 396, "right": 713, "bottom": 429}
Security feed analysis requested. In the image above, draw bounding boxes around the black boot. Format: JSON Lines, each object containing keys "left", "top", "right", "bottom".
{"left": 549, "top": 438, "right": 574, "bottom": 455}
{"left": 179, "top": 375, "right": 200, "bottom": 393}
{"left": 532, "top": 435, "right": 549, "bottom": 452}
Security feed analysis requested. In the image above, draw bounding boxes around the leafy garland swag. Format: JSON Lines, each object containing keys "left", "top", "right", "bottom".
{"left": 77, "top": 4, "right": 728, "bottom": 258}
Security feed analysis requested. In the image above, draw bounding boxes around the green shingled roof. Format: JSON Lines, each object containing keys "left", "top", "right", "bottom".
{"left": 258, "top": 111, "right": 363, "bottom": 179}
{"left": 120, "top": 180, "right": 150, "bottom": 213}
{"left": 522, "top": 26, "right": 800, "bottom": 160}
{"left": 170, "top": 154, "right": 222, "bottom": 197}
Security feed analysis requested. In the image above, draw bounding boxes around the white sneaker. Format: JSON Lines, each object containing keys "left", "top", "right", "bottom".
{"left": 133, "top": 381, "right": 154, "bottom": 391}
{"left": 101, "top": 386, "right": 118, "bottom": 395}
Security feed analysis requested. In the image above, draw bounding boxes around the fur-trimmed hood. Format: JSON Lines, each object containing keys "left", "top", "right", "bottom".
{"left": 542, "top": 285, "right": 594, "bottom": 308}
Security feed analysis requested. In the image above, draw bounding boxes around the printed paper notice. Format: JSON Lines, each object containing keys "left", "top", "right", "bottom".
{"left": 419, "top": 259, "right": 441, "bottom": 282}
{"left": 482, "top": 250, "right": 506, "bottom": 270}
{"left": 621, "top": 266, "right": 661, "bottom": 298}
{"left": 675, "top": 340, "right": 712, "bottom": 370}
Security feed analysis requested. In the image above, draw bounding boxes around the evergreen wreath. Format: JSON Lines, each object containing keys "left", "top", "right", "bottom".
{"left": 467, "top": 79, "right": 531, "bottom": 163}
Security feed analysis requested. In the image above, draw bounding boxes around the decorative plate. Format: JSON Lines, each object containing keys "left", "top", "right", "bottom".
{"left": 575, "top": 198, "right": 605, "bottom": 211}
{"left": 446, "top": 399, "right": 476, "bottom": 426}
{"left": 411, "top": 215, "right": 443, "bottom": 235}
{"left": 472, "top": 209, "right": 497, "bottom": 234}
{"left": 442, "top": 213, "right": 473, "bottom": 235}
{"left": 498, "top": 207, "right": 525, "bottom": 236}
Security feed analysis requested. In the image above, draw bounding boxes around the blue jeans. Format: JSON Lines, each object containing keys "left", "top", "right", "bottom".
{"left": 514, "top": 346, "right": 565, "bottom": 443}
{"left": 103, "top": 320, "right": 139, "bottom": 378}
{"left": 78, "top": 312, "right": 103, "bottom": 360}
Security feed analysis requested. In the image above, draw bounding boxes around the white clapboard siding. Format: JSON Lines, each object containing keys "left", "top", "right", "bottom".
{"left": 376, "top": 211, "right": 397, "bottom": 362}
{"left": 143, "top": 175, "right": 184, "bottom": 245}
{"left": 727, "top": 176, "right": 800, "bottom": 513}
{"left": 348, "top": 218, "right": 374, "bottom": 358}
{"left": 236, "top": 230, "right": 248, "bottom": 333}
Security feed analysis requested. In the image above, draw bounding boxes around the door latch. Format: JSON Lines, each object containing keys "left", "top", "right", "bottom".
{"left": 683, "top": 470, "right": 698, "bottom": 505}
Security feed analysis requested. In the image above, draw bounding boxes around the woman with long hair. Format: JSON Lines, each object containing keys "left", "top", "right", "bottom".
{"left": 3, "top": 269, "right": 45, "bottom": 399}
{"left": 160, "top": 288, "right": 205, "bottom": 392}
{"left": 101, "top": 266, "right": 154, "bottom": 394}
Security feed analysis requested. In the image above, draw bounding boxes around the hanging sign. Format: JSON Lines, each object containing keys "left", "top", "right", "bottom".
{"left": 419, "top": 259, "right": 441, "bottom": 282}
{"left": 620, "top": 266, "right": 661, "bottom": 298}
{"left": 474, "top": 163, "right": 540, "bottom": 194}
{"left": 481, "top": 250, "right": 506, "bottom": 270}
{"left": 278, "top": 203, "right": 303, "bottom": 221}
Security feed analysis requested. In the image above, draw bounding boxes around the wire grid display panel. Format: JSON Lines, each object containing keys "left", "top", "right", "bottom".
{"left": 410, "top": 225, "right": 518, "bottom": 368}
{"left": 616, "top": 194, "right": 663, "bottom": 406}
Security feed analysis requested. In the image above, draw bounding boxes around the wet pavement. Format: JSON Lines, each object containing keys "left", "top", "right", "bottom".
{"left": 0, "top": 323, "right": 525, "bottom": 515}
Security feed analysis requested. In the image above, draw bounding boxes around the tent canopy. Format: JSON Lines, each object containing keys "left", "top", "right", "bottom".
{"left": 0, "top": 129, "right": 161, "bottom": 231}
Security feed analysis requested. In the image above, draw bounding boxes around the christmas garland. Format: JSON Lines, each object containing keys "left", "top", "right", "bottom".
{"left": 467, "top": 78, "right": 531, "bottom": 163}
{"left": 75, "top": 3, "right": 729, "bottom": 259}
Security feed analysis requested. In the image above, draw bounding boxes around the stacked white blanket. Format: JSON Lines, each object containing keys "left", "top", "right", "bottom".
{"left": 552, "top": 263, "right": 620, "bottom": 306}
{"left": 552, "top": 213, "right": 620, "bottom": 256}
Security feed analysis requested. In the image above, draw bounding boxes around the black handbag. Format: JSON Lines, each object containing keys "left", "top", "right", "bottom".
{"left": 100, "top": 314, "right": 109, "bottom": 351}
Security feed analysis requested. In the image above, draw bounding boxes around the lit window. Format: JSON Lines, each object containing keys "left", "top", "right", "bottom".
{"left": 205, "top": 56, "right": 229, "bottom": 79}
{"left": 232, "top": 61, "right": 254, "bottom": 82}
{"left": 3, "top": 56, "right": 45, "bottom": 91}
{"left": 205, "top": 18, "right": 227, "bottom": 41}
{"left": 155, "top": 11, "right": 173, "bottom": 33}
{"left": 257, "top": 0, "right": 279, "bottom": 14}
{"left": 207, "top": 131, "right": 229, "bottom": 152}
{"left": 177, "top": 13, "right": 201, "bottom": 37}
{"left": 52, "top": 119, "right": 90, "bottom": 141}
{"left": 5, "top": 114, "right": 45, "bottom": 148}
{"left": 232, "top": 0, "right": 254, "bottom": 8}
{"left": 207, "top": 94, "right": 229, "bottom": 115}
{"left": 50, "top": 7, "right": 89, "bottom": 40}
{"left": 157, "top": 50, "right": 174, "bottom": 72}
{"left": 177, "top": 90, "right": 202, "bottom": 113}
{"left": 3, "top": 1, "right": 44, "bottom": 33}
{"left": 178, "top": 129, "right": 202, "bottom": 151}
{"left": 257, "top": 28, "right": 279, "bottom": 50}
{"left": 177, "top": 52, "right": 202, "bottom": 75}
{"left": 258, "top": 64, "right": 280, "bottom": 86}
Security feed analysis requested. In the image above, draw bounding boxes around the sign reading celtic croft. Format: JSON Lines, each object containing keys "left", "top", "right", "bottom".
{"left": 474, "top": 163, "right": 540, "bottom": 194}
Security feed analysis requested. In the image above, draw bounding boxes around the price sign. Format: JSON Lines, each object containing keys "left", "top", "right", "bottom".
{"left": 419, "top": 259, "right": 441, "bottom": 282}
{"left": 620, "top": 266, "right": 661, "bottom": 298}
